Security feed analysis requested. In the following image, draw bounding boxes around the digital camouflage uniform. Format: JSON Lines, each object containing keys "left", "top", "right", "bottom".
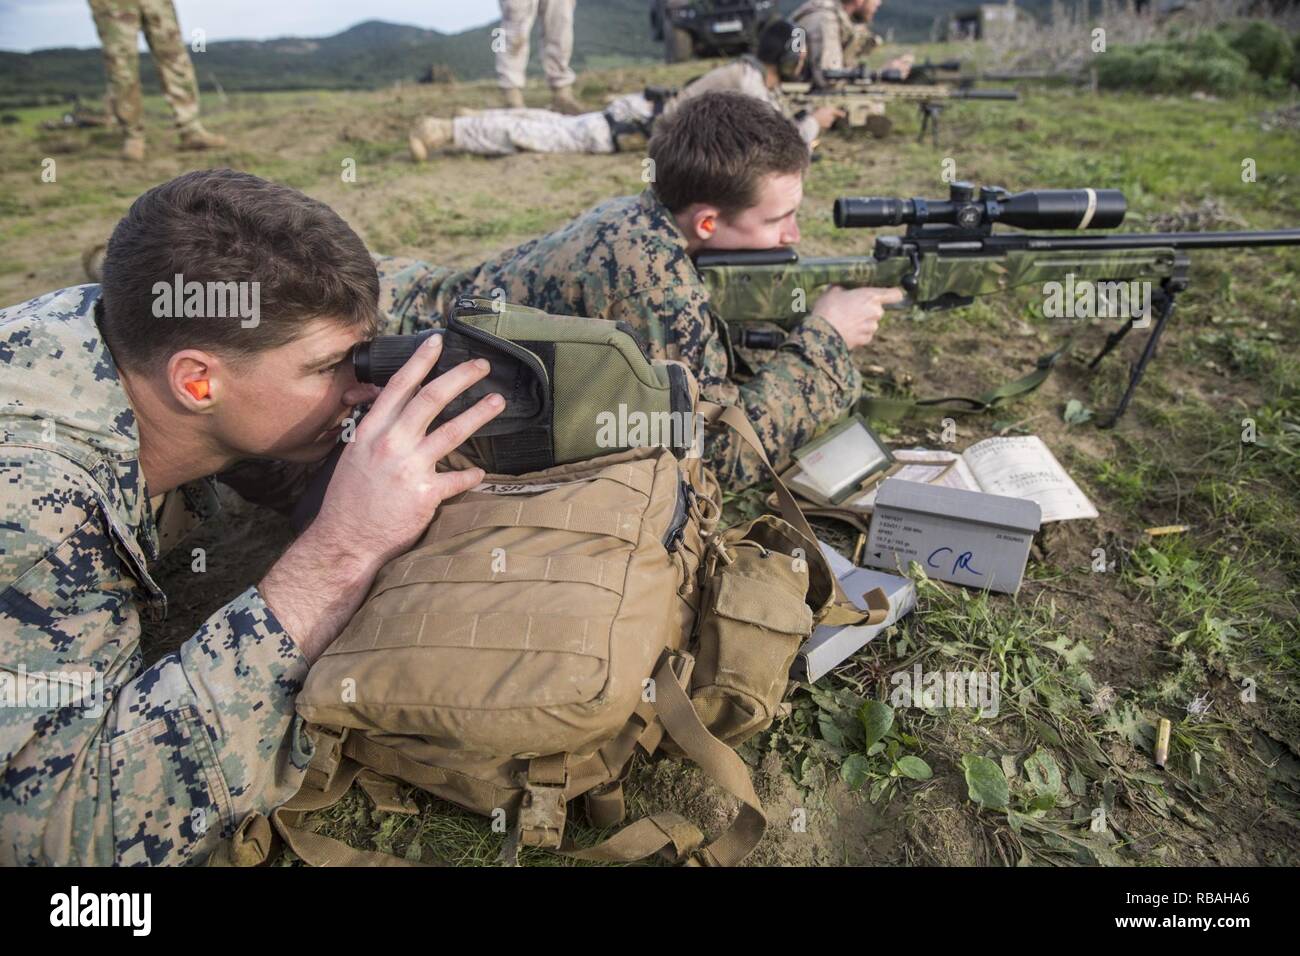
{"left": 451, "top": 56, "right": 820, "bottom": 156}
{"left": 0, "top": 286, "right": 340, "bottom": 866}
{"left": 496, "top": 0, "right": 577, "bottom": 92}
{"left": 791, "top": 0, "right": 881, "bottom": 84}
{"left": 87, "top": 0, "right": 205, "bottom": 136}
{"left": 371, "top": 191, "right": 861, "bottom": 488}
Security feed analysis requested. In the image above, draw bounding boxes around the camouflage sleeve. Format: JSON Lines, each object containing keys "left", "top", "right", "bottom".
{"left": 373, "top": 254, "right": 460, "bottom": 334}
{"left": 0, "top": 450, "right": 314, "bottom": 865}
{"left": 705, "top": 313, "right": 862, "bottom": 488}
{"left": 607, "top": 286, "right": 860, "bottom": 489}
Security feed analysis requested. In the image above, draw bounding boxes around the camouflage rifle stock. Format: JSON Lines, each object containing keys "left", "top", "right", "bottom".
{"left": 697, "top": 182, "right": 1300, "bottom": 426}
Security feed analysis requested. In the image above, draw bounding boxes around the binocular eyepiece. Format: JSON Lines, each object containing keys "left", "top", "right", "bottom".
{"left": 351, "top": 330, "right": 434, "bottom": 386}
{"left": 834, "top": 182, "right": 1126, "bottom": 232}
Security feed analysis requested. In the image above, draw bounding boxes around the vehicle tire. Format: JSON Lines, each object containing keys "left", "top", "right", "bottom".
{"left": 665, "top": 25, "right": 694, "bottom": 63}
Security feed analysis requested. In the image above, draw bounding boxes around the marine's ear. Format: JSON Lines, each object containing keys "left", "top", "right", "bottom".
{"left": 166, "top": 350, "right": 222, "bottom": 412}
{"left": 686, "top": 203, "right": 724, "bottom": 242}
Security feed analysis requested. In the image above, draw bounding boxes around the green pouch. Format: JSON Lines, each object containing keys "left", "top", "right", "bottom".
{"left": 353, "top": 297, "right": 696, "bottom": 474}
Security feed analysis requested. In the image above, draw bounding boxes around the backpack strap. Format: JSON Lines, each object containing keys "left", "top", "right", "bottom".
{"left": 699, "top": 401, "right": 887, "bottom": 629}
{"left": 646, "top": 650, "right": 766, "bottom": 865}
{"left": 216, "top": 726, "right": 449, "bottom": 868}
{"left": 557, "top": 649, "right": 765, "bottom": 866}
{"left": 270, "top": 754, "right": 433, "bottom": 867}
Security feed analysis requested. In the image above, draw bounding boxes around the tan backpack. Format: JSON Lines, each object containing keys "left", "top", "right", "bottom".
{"left": 222, "top": 389, "right": 887, "bottom": 869}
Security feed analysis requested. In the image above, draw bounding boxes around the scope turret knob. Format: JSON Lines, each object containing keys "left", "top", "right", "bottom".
{"left": 949, "top": 181, "right": 975, "bottom": 202}
{"left": 955, "top": 204, "right": 983, "bottom": 229}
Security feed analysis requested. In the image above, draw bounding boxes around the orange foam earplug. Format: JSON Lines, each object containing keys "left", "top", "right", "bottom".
{"left": 185, "top": 379, "right": 210, "bottom": 401}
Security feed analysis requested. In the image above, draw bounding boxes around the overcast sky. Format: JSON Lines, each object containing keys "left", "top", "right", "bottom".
{"left": 0, "top": 0, "right": 505, "bottom": 52}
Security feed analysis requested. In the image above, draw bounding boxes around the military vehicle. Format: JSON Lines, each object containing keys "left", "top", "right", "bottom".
{"left": 649, "top": 0, "right": 778, "bottom": 63}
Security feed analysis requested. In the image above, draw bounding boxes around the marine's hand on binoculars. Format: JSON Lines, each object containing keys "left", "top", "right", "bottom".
{"left": 319, "top": 333, "right": 506, "bottom": 567}
{"left": 259, "top": 336, "right": 507, "bottom": 661}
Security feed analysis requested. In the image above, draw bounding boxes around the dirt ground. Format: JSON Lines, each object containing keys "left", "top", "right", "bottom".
{"left": 4, "top": 54, "right": 1298, "bottom": 866}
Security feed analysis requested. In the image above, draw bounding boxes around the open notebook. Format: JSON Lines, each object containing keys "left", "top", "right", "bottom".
{"left": 784, "top": 435, "right": 1098, "bottom": 524}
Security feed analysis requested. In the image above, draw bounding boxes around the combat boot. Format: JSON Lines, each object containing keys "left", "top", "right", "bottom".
{"left": 122, "top": 134, "right": 146, "bottom": 162}
{"left": 82, "top": 242, "right": 107, "bottom": 284}
{"left": 502, "top": 87, "right": 526, "bottom": 109}
{"left": 551, "top": 87, "right": 582, "bottom": 115}
{"left": 179, "top": 125, "right": 227, "bottom": 150}
{"left": 408, "top": 117, "right": 454, "bottom": 162}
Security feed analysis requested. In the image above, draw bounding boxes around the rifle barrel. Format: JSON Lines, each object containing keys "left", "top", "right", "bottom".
{"left": 1020, "top": 229, "right": 1300, "bottom": 251}
{"left": 953, "top": 89, "right": 1020, "bottom": 100}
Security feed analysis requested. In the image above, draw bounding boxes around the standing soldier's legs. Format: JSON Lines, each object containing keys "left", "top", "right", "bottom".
{"left": 138, "top": 0, "right": 224, "bottom": 148}
{"left": 496, "top": 0, "right": 538, "bottom": 107}
{"left": 88, "top": 0, "right": 146, "bottom": 159}
{"left": 539, "top": 0, "right": 580, "bottom": 113}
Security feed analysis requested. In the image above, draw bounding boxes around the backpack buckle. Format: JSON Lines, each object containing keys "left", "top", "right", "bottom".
{"left": 665, "top": 649, "right": 696, "bottom": 690}
{"left": 515, "top": 783, "right": 567, "bottom": 849}
{"left": 302, "top": 725, "right": 348, "bottom": 792}
{"left": 512, "top": 753, "right": 570, "bottom": 850}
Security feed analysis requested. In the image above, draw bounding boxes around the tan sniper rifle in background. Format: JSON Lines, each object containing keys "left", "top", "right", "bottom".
{"left": 783, "top": 59, "right": 1020, "bottom": 144}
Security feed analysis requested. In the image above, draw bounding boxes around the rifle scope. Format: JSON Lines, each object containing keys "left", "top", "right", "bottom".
{"left": 834, "top": 182, "right": 1126, "bottom": 231}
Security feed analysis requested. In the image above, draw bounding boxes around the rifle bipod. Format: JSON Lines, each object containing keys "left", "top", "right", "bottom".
{"left": 917, "top": 101, "right": 943, "bottom": 146}
{"left": 1087, "top": 263, "right": 1189, "bottom": 427}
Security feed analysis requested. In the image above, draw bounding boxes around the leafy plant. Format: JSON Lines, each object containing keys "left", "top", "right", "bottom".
{"left": 837, "top": 699, "right": 933, "bottom": 805}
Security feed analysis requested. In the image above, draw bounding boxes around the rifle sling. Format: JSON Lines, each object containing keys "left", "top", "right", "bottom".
{"left": 858, "top": 332, "right": 1078, "bottom": 423}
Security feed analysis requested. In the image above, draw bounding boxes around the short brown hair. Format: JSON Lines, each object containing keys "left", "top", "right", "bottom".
{"left": 648, "top": 91, "right": 809, "bottom": 216}
{"left": 99, "top": 169, "right": 380, "bottom": 371}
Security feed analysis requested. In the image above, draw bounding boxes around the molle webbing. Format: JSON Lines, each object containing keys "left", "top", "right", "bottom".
{"left": 431, "top": 498, "right": 643, "bottom": 544}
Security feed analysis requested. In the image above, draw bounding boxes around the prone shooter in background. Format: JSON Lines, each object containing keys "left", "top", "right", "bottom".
{"left": 407, "top": 20, "right": 842, "bottom": 159}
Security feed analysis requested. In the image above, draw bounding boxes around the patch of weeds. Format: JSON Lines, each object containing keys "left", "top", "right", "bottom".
{"left": 1127, "top": 539, "right": 1300, "bottom": 716}
{"left": 820, "top": 696, "right": 933, "bottom": 805}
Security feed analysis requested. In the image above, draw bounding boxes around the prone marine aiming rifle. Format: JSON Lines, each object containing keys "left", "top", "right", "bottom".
{"left": 696, "top": 182, "right": 1300, "bottom": 427}
{"left": 782, "top": 61, "right": 1018, "bottom": 143}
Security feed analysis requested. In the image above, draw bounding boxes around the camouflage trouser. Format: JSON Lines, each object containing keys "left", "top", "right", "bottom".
{"left": 496, "top": 0, "right": 576, "bottom": 91}
{"left": 452, "top": 92, "right": 651, "bottom": 155}
{"left": 88, "top": 0, "right": 201, "bottom": 135}
{"left": 454, "top": 107, "right": 612, "bottom": 155}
